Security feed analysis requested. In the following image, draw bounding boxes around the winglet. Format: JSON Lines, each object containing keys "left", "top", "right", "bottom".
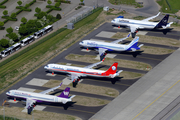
{"left": 59, "top": 82, "right": 63, "bottom": 86}
{"left": 127, "top": 33, "right": 131, "bottom": 38}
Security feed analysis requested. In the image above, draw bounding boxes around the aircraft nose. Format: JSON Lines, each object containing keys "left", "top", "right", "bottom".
{"left": 111, "top": 19, "right": 115, "bottom": 23}
{"left": 44, "top": 66, "right": 47, "bottom": 69}
{"left": 79, "top": 41, "right": 83, "bottom": 46}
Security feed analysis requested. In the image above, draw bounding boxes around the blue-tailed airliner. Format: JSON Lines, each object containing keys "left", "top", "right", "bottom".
{"left": 79, "top": 36, "right": 143, "bottom": 59}
{"left": 6, "top": 82, "right": 75, "bottom": 113}
{"left": 111, "top": 12, "right": 173, "bottom": 34}
{"left": 44, "top": 62, "right": 123, "bottom": 83}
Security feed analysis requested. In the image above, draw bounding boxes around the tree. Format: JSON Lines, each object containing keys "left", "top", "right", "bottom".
{"left": 80, "top": 0, "right": 83, "bottom": 2}
{"left": 9, "top": 32, "right": 18, "bottom": 41}
{"left": 21, "top": 17, "right": 27, "bottom": 24}
{"left": 25, "top": 4, "right": 30, "bottom": 8}
{"left": 17, "top": 1, "right": 22, "bottom": 6}
{"left": 9, "top": 39, "right": 14, "bottom": 45}
{"left": 19, "top": 26, "right": 28, "bottom": 35}
{"left": 55, "top": 2, "right": 60, "bottom": 8}
{"left": 56, "top": 13, "right": 61, "bottom": 19}
{"left": 6, "top": 27, "right": 13, "bottom": 34}
{"left": 26, "top": 20, "right": 36, "bottom": 28}
{"left": 35, "top": 21, "right": 42, "bottom": 28}
{"left": 37, "top": 11, "right": 47, "bottom": 19}
{"left": 0, "top": 39, "right": 9, "bottom": 48}
{"left": 0, "top": 21, "right": 4, "bottom": 28}
{"left": 47, "top": 14, "right": 53, "bottom": 21}
{"left": 35, "top": 7, "right": 41, "bottom": 14}
{"left": 3, "top": 10, "right": 8, "bottom": 16}
{"left": 10, "top": 13, "right": 16, "bottom": 19}
{"left": 47, "top": 0, "right": 52, "bottom": 5}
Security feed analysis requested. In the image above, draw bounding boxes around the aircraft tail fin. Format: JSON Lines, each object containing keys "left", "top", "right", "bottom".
{"left": 127, "top": 37, "right": 141, "bottom": 51}
{"left": 58, "top": 87, "right": 70, "bottom": 98}
{"left": 103, "top": 62, "right": 118, "bottom": 77}
{"left": 155, "top": 14, "right": 169, "bottom": 28}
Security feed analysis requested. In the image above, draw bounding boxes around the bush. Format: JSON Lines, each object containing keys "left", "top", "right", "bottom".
{"left": 75, "top": 6, "right": 82, "bottom": 10}
{"left": 16, "top": 9, "right": 23, "bottom": 15}
{"left": 46, "top": 8, "right": 53, "bottom": 13}
{"left": 0, "top": 5, "right": 6, "bottom": 8}
{"left": 79, "top": 3, "right": 85, "bottom": 5}
{"left": 53, "top": 7, "right": 61, "bottom": 10}
{"left": 16, "top": 6, "right": 23, "bottom": 9}
{"left": 56, "top": 13, "right": 61, "bottom": 19}
{"left": 3, "top": 19, "right": 8, "bottom": 24}
{"left": 0, "top": 27, "right": 5, "bottom": 30}
{"left": 46, "top": 5, "right": 53, "bottom": 8}
{"left": 1, "top": 16, "right": 9, "bottom": 19}
{"left": 22, "top": 8, "right": 31, "bottom": 11}
{"left": 0, "top": 0, "right": 8, "bottom": 5}
{"left": 29, "top": 0, "right": 36, "bottom": 6}
{"left": 55, "top": 0, "right": 71, "bottom": 3}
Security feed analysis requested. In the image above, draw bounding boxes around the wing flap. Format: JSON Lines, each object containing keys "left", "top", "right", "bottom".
{"left": 40, "top": 82, "right": 63, "bottom": 94}
{"left": 26, "top": 98, "right": 36, "bottom": 109}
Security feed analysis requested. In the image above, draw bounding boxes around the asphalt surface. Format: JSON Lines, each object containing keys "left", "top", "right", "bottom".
{"left": 1, "top": 21, "right": 180, "bottom": 119}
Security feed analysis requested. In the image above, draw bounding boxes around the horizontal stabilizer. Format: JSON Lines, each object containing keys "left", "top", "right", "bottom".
{"left": 117, "top": 70, "right": 123, "bottom": 75}
{"left": 138, "top": 44, "right": 144, "bottom": 48}
{"left": 69, "top": 95, "right": 76, "bottom": 100}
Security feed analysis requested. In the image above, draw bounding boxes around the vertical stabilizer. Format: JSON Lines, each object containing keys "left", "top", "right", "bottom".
{"left": 58, "top": 87, "right": 70, "bottom": 98}
{"left": 103, "top": 62, "right": 118, "bottom": 76}
{"left": 155, "top": 14, "right": 169, "bottom": 28}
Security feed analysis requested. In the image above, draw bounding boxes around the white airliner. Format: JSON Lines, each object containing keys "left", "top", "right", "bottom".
{"left": 44, "top": 61, "right": 123, "bottom": 83}
{"left": 111, "top": 12, "right": 173, "bottom": 34}
{"left": 79, "top": 35, "right": 143, "bottom": 59}
{"left": 6, "top": 82, "right": 75, "bottom": 112}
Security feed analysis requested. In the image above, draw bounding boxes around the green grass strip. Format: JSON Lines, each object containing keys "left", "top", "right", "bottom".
{"left": 0, "top": 8, "right": 103, "bottom": 90}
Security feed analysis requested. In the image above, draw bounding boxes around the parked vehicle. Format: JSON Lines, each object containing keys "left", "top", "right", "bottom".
{"left": 9, "top": 43, "right": 21, "bottom": 53}
{"left": 20, "top": 35, "right": 35, "bottom": 47}
{"left": 1, "top": 48, "right": 11, "bottom": 57}
{"left": 0, "top": 25, "right": 53, "bottom": 60}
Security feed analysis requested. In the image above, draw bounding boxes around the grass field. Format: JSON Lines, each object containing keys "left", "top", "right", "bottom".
{"left": 157, "top": 0, "right": 180, "bottom": 13}
{"left": 43, "top": 80, "right": 119, "bottom": 97}
{"left": 108, "top": 0, "right": 143, "bottom": 8}
{"left": 65, "top": 54, "right": 151, "bottom": 71}
{"left": 0, "top": 8, "right": 103, "bottom": 91}
{"left": 0, "top": 106, "right": 81, "bottom": 120}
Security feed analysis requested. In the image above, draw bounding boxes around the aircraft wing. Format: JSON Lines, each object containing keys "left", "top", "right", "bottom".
{"left": 26, "top": 98, "right": 36, "bottom": 109}
{"left": 71, "top": 73, "right": 80, "bottom": 82}
{"left": 84, "top": 61, "right": 103, "bottom": 69}
{"left": 142, "top": 12, "right": 160, "bottom": 22}
{"left": 39, "top": 82, "right": 63, "bottom": 94}
{"left": 129, "top": 25, "right": 139, "bottom": 33}
{"left": 98, "top": 48, "right": 108, "bottom": 57}
{"left": 111, "top": 33, "right": 130, "bottom": 44}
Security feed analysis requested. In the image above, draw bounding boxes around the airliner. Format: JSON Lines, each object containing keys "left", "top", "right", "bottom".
{"left": 79, "top": 35, "right": 143, "bottom": 59}
{"left": 6, "top": 82, "right": 75, "bottom": 113}
{"left": 44, "top": 62, "right": 123, "bottom": 83}
{"left": 111, "top": 12, "right": 173, "bottom": 35}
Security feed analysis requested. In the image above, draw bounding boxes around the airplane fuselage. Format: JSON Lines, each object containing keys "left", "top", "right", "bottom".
{"left": 112, "top": 18, "right": 158, "bottom": 29}
{"left": 6, "top": 90, "right": 70, "bottom": 103}
{"left": 44, "top": 64, "right": 115, "bottom": 77}
{"left": 79, "top": 40, "right": 128, "bottom": 51}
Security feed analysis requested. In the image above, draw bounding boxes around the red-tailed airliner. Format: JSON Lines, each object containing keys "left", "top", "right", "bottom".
{"left": 44, "top": 61, "right": 123, "bottom": 82}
